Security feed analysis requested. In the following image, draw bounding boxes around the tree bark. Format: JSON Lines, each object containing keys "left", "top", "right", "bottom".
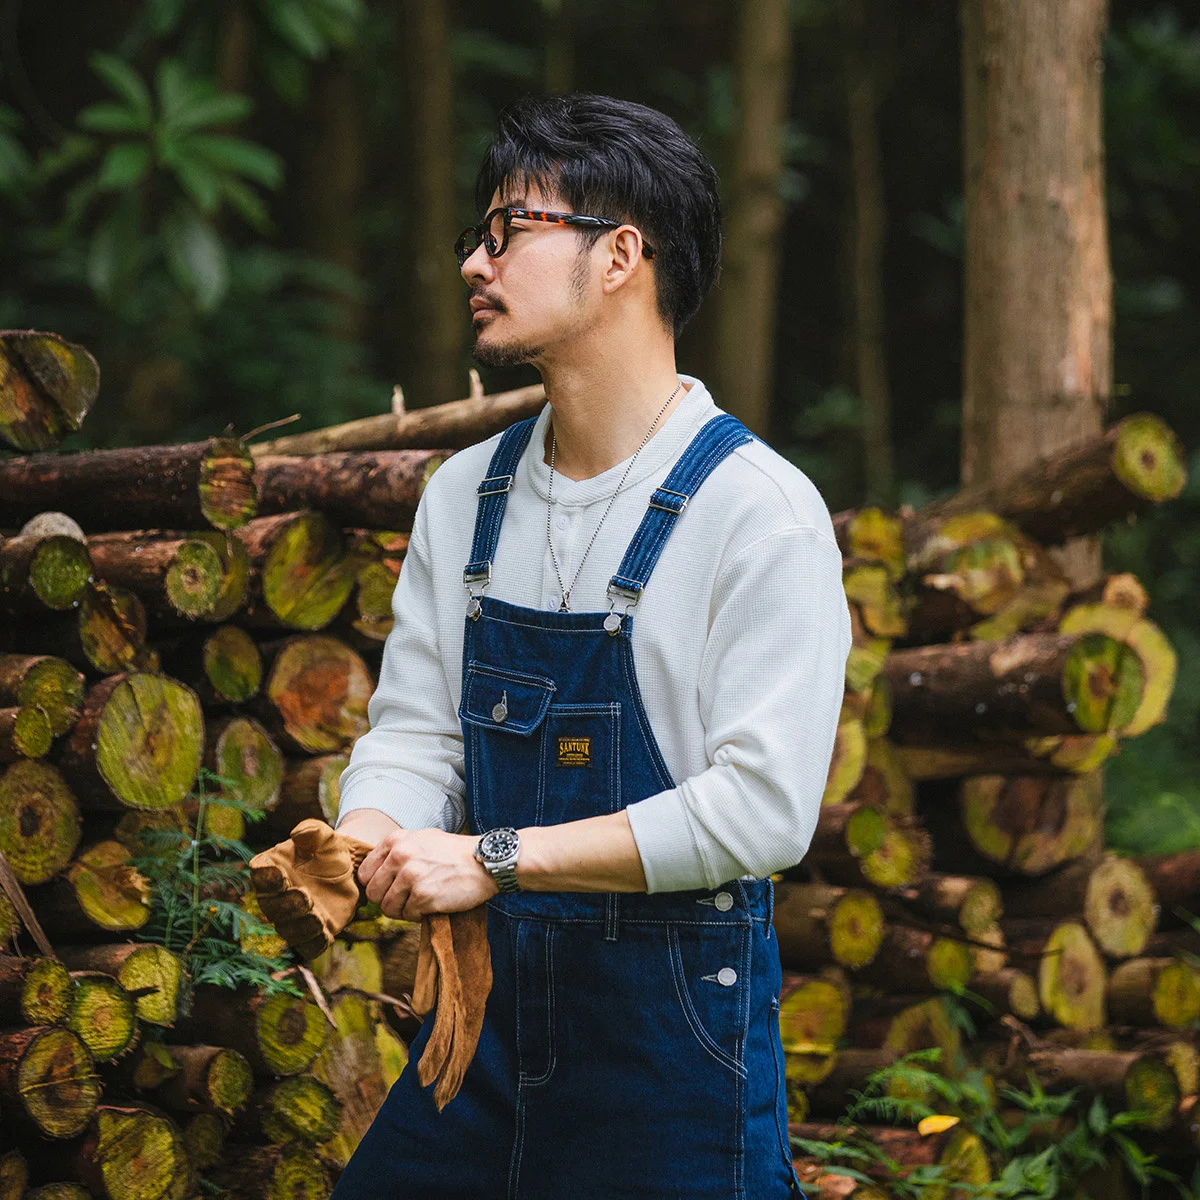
{"left": 716, "top": 0, "right": 792, "bottom": 436}
{"left": 400, "top": 0, "right": 464, "bottom": 410}
{"left": 842, "top": 0, "right": 893, "bottom": 504}
{"left": 960, "top": 0, "right": 1112, "bottom": 586}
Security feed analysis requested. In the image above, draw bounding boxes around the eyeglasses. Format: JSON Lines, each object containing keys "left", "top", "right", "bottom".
{"left": 455, "top": 206, "right": 657, "bottom": 267}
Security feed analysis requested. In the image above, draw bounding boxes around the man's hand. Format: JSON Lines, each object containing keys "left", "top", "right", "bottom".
{"left": 359, "top": 828, "right": 497, "bottom": 919}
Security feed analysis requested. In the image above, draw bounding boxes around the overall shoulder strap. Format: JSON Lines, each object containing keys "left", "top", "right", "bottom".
{"left": 463, "top": 416, "right": 539, "bottom": 593}
{"left": 609, "top": 413, "right": 755, "bottom": 603}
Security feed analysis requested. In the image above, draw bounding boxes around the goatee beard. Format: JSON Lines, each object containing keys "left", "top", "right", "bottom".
{"left": 472, "top": 337, "right": 540, "bottom": 368}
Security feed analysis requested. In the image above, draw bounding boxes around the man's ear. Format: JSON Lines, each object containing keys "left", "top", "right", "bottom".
{"left": 600, "top": 225, "right": 650, "bottom": 294}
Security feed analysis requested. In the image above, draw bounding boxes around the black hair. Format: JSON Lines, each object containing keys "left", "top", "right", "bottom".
{"left": 474, "top": 93, "right": 722, "bottom": 338}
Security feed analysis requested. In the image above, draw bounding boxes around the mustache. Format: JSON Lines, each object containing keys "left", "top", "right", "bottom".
{"left": 470, "top": 289, "right": 507, "bottom": 314}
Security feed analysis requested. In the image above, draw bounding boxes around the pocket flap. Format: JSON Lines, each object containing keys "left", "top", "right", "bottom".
{"left": 460, "top": 663, "right": 555, "bottom": 735}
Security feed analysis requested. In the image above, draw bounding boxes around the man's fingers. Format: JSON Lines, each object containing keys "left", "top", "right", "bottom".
{"left": 363, "top": 855, "right": 400, "bottom": 906}
{"left": 358, "top": 837, "right": 399, "bottom": 886}
{"left": 379, "top": 878, "right": 411, "bottom": 920}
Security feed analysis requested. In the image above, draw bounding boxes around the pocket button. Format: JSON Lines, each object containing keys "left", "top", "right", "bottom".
{"left": 714, "top": 891, "right": 733, "bottom": 911}
{"left": 716, "top": 967, "right": 737, "bottom": 987}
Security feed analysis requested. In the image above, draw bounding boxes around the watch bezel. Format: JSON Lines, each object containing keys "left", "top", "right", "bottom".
{"left": 476, "top": 826, "right": 519, "bottom": 865}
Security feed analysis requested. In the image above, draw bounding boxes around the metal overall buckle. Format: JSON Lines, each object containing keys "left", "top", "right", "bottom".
{"left": 605, "top": 581, "right": 641, "bottom": 636}
{"left": 464, "top": 563, "right": 490, "bottom": 621}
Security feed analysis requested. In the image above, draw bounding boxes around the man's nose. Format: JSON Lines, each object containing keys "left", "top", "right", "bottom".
{"left": 461, "top": 244, "right": 496, "bottom": 286}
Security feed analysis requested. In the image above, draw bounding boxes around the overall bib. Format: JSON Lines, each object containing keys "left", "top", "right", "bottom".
{"left": 333, "top": 414, "right": 803, "bottom": 1200}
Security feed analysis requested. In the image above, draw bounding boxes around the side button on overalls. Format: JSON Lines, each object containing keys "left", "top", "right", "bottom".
{"left": 333, "top": 413, "right": 803, "bottom": 1200}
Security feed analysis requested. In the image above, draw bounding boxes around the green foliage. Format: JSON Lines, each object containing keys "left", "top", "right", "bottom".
{"left": 796, "top": 1048, "right": 1196, "bottom": 1199}
{"left": 129, "top": 768, "right": 300, "bottom": 997}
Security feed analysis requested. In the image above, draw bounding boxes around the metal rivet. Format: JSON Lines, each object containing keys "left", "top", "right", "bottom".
{"left": 466, "top": 597, "right": 482, "bottom": 620}
{"left": 604, "top": 613, "right": 622, "bottom": 635}
{"left": 492, "top": 691, "right": 508, "bottom": 723}
{"left": 714, "top": 891, "right": 733, "bottom": 911}
{"left": 717, "top": 967, "right": 737, "bottom": 987}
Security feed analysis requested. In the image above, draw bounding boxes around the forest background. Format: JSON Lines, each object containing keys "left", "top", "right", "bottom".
{"left": 1, "top": 0, "right": 1197, "bottom": 855}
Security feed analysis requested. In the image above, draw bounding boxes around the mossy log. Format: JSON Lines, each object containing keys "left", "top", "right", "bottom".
{"left": 187, "top": 986, "right": 328, "bottom": 1077}
{"left": 855, "top": 925, "right": 974, "bottom": 993}
{"left": 1036, "top": 921, "right": 1107, "bottom": 1031}
{"left": 253, "top": 448, "right": 447, "bottom": 528}
{"left": 960, "top": 771, "right": 1103, "bottom": 876}
{"left": 0, "top": 652, "right": 84, "bottom": 735}
{"left": 899, "top": 872, "right": 1002, "bottom": 936}
{"left": 182, "top": 1112, "right": 226, "bottom": 1170}
{"left": 0, "top": 330, "right": 99, "bottom": 452}
{"left": 772, "top": 881, "right": 885, "bottom": 970}
{"left": 56, "top": 673, "right": 204, "bottom": 811}
{"left": 807, "top": 802, "right": 932, "bottom": 890}
{"left": 803, "top": 1047, "right": 899, "bottom": 1116}
{"left": 66, "top": 971, "right": 138, "bottom": 1062}
{"left": 205, "top": 715, "right": 284, "bottom": 816}
{"left": 345, "top": 529, "right": 407, "bottom": 641}
{"left": 201, "top": 623, "right": 262, "bottom": 703}
{"left": 250, "top": 379, "right": 543, "bottom": 456}
{"left": 378, "top": 920, "right": 425, "bottom": 1003}
{"left": 154, "top": 1045, "right": 254, "bottom": 1116}
{"left": 27, "top": 1186, "right": 92, "bottom": 1200}
{"left": 38, "top": 840, "right": 153, "bottom": 940}
{"left": 68, "top": 583, "right": 154, "bottom": 676}
{"left": 75, "top": 1104, "right": 185, "bottom": 1200}
{"left": 1108, "top": 957, "right": 1200, "bottom": 1028}
{"left": 831, "top": 506, "right": 906, "bottom": 576}
{"left": 0, "top": 952, "right": 72, "bottom": 1024}
{"left": 236, "top": 511, "right": 357, "bottom": 631}
{"left": 1059, "top": 603, "right": 1176, "bottom": 737}
{"left": 0, "top": 530, "right": 92, "bottom": 613}
{"left": 989, "top": 1046, "right": 1181, "bottom": 1132}
{"left": 265, "top": 753, "right": 348, "bottom": 836}
{"left": 87, "top": 532, "right": 227, "bottom": 619}
{"left": 0, "top": 1026, "right": 100, "bottom": 1137}
{"left": 0, "top": 438, "right": 258, "bottom": 532}
{"left": 0, "top": 1151, "right": 27, "bottom": 1200}
{"left": 907, "top": 412, "right": 1187, "bottom": 547}
{"left": 59, "top": 944, "right": 186, "bottom": 1027}
{"left": 845, "top": 737, "right": 913, "bottom": 818}
{"left": 895, "top": 735, "right": 1113, "bottom": 780}
{"left": 208, "top": 1144, "right": 333, "bottom": 1200}
{"left": 0, "top": 704, "right": 52, "bottom": 761}
{"left": 309, "top": 938, "right": 383, "bottom": 995}
{"left": 971, "top": 968, "right": 1040, "bottom": 1020}
{"left": 886, "top": 632, "right": 1145, "bottom": 741}
{"left": 1137, "top": 850, "right": 1200, "bottom": 926}
{"left": 842, "top": 563, "right": 908, "bottom": 638}
{"left": 261, "top": 635, "right": 372, "bottom": 753}
{"left": 778, "top": 970, "right": 850, "bottom": 1087}
{"left": 0, "top": 758, "right": 81, "bottom": 883}
{"left": 820, "top": 716, "right": 867, "bottom": 807}
{"left": 309, "top": 990, "right": 407, "bottom": 1168}
{"left": 249, "top": 1075, "right": 342, "bottom": 1145}
{"left": 1003, "top": 854, "right": 1156, "bottom": 957}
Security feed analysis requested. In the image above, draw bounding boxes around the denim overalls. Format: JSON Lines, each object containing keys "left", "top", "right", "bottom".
{"left": 333, "top": 414, "right": 803, "bottom": 1199}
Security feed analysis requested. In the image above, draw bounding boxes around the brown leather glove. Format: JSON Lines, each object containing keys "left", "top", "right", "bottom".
{"left": 411, "top": 906, "right": 493, "bottom": 1110}
{"left": 249, "top": 819, "right": 373, "bottom": 961}
{"left": 249, "top": 820, "right": 493, "bottom": 1110}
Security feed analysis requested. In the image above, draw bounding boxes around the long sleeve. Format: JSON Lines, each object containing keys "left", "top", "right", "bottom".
{"left": 336, "top": 501, "right": 467, "bottom": 833}
{"left": 624, "top": 525, "right": 851, "bottom": 892}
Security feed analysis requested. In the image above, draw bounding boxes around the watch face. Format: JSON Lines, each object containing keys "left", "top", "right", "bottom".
{"left": 480, "top": 827, "right": 519, "bottom": 863}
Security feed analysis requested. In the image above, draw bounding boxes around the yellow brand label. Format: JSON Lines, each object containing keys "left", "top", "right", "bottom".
{"left": 557, "top": 736, "right": 592, "bottom": 767}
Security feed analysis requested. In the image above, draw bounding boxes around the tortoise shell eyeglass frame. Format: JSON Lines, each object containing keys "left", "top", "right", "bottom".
{"left": 455, "top": 206, "right": 658, "bottom": 268}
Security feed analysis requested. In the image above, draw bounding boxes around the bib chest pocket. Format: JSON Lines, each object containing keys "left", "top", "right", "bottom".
{"left": 459, "top": 663, "right": 621, "bottom": 830}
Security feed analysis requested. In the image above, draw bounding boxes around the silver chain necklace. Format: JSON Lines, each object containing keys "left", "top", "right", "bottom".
{"left": 547, "top": 380, "right": 683, "bottom": 612}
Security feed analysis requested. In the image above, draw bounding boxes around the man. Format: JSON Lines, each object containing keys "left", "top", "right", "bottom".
{"left": 332, "top": 93, "right": 850, "bottom": 1198}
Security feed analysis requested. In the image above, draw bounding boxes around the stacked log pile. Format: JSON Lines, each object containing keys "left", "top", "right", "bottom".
{"left": 2, "top": 330, "right": 1195, "bottom": 1194}
{"left": 0, "top": 332, "right": 540, "bottom": 1197}
{"left": 783, "top": 411, "right": 1197, "bottom": 1191}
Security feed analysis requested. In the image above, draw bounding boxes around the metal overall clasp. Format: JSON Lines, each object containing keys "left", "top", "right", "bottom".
{"left": 463, "top": 562, "right": 491, "bottom": 621}
{"left": 604, "top": 581, "right": 641, "bottom": 636}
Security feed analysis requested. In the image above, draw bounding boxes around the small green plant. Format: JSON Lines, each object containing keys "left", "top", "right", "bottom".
{"left": 792, "top": 1048, "right": 1198, "bottom": 1199}
{"left": 129, "top": 767, "right": 300, "bottom": 996}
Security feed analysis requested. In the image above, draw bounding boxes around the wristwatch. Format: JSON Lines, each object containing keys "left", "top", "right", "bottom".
{"left": 474, "top": 826, "right": 521, "bottom": 893}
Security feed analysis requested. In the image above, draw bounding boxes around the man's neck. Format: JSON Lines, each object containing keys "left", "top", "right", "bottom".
{"left": 538, "top": 353, "right": 689, "bottom": 482}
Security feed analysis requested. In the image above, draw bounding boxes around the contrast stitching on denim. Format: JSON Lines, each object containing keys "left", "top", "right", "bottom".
{"left": 468, "top": 661, "right": 558, "bottom": 689}
{"left": 768, "top": 996, "right": 794, "bottom": 1175}
{"left": 617, "top": 641, "right": 675, "bottom": 792}
{"left": 667, "top": 926, "right": 747, "bottom": 1079}
{"left": 521, "top": 927, "right": 556, "bottom": 1088}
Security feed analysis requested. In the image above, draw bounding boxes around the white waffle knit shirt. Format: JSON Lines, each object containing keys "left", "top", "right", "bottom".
{"left": 336, "top": 375, "right": 852, "bottom": 893}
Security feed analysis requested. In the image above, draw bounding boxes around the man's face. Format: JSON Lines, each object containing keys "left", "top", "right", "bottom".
{"left": 459, "top": 182, "right": 596, "bottom": 368}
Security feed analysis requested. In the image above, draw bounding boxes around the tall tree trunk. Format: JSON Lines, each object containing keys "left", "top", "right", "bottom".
{"left": 843, "top": 0, "right": 893, "bottom": 505}
{"left": 961, "top": 0, "right": 1112, "bottom": 585}
{"left": 716, "top": 0, "right": 792, "bottom": 438}
{"left": 305, "top": 58, "right": 366, "bottom": 344}
{"left": 543, "top": 0, "right": 575, "bottom": 94}
{"left": 216, "top": 0, "right": 252, "bottom": 96}
{"left": 401, "top": 0, "right": 465, "bottom": 408}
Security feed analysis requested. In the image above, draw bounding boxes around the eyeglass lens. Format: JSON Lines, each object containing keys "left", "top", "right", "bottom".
{"left": 458, "top": 210, "right": 508, "bottom": 265}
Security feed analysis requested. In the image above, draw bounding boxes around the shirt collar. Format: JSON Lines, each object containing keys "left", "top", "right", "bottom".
{"left": 520, "top": 374, "right": 718, "bottom": 507}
